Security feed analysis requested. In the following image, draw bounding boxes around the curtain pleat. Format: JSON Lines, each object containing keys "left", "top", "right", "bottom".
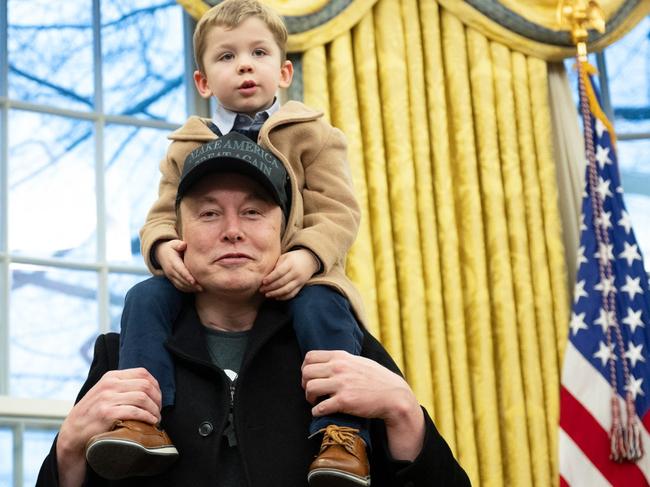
{"left": 302, "top": 45, "right": 330, "bottom": 121}
{"left": 527, "top": 58, "right": 570, "bottom": 371}
{"left": 326, "top": 31, "right": 382, "bottom": 339}
{"left": 419, "top": 0, "right": 476, "bottom": 473}
{"left": 491, "top": 42, "right": 555, "bottom": 487}
{"left": 350, "top": 13, "right": 404, "bottom": 367}
{"left": 301, "top": 0, "right": 568, "bottom": 485}
{"left": 402, "top": 0, "right": 457, "bottom": 456}
{"left": 373, "top": 0, "right": 434, "bottom": 414}
{"left": 467, "top": 27, "right": 535, "bottom": 487}
{"left": 441, "top": 11, "right": 503, "bottom": 486}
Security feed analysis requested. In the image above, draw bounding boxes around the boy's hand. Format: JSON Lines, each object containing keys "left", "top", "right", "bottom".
{"left": 260, "top": 249, "right": 320, "bottom": 300}
{"left": 155, "top": 240, "right": 203, "bottom": 293}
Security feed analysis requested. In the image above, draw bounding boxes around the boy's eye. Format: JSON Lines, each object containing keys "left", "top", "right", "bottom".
{"left": 252, "top": 48, "right": 266, "bottom": 57}
{"left": 219, "top": 52, "right": 234, "bottom": 61}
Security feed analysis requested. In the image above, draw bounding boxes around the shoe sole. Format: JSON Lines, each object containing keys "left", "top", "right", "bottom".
{"left": 86, "top": 438, "right": 179, "bottom": 480}
{"left": 307, "top": 468, "right": 371, "bottom": 487}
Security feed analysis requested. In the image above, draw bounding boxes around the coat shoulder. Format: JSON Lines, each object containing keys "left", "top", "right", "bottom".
{"left": 168, "top": 116, "right": 216, "bottom": 142}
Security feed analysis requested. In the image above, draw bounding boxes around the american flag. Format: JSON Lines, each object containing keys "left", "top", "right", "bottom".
{"left": 559, "top": 61, "right": 650, "bottom": 486}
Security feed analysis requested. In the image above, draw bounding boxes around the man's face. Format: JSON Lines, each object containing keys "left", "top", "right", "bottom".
{"left": 194, "top": 16, "right": 293, "bottom": 116}
{"left": 180, "top": 172, "right": 283, "bottom": 298}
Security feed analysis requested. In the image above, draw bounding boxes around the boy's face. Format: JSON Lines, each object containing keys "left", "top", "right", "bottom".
{"left": 194, "top": 16, "right": 293, "bottom": 116}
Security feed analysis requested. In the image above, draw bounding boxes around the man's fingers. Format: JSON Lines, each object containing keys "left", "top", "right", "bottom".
{"left": 311, "top": 396, "right": 340, "bottom": 417}
{"left": 115, "top": 391, "right": 162, "bottom": 418}
{"left": 104, "top": 367, "right": 156, "bottom": 381}
{"left": 301, "top": 362, "right": 332, "bottom": 382}
{"left": 304, "top": 377, "right": 337, "bottom": 404}
{"left": 302, "top": 349, "right": 342, "bottom": 367}
{"left": 108, "top": 404, "right": 159, "bottom": 425}
{"left": 101, "top": 368, "right": 162, "bottom": 407}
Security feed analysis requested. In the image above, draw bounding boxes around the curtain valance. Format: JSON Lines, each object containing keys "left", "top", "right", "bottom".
{"left": 437, "top": 0, "right": 649, "bottom": 60}
{"left": 177, "top": 0, "right": 649, "bottom": 59}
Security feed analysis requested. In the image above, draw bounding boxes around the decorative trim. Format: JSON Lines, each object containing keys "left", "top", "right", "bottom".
{"left": 438, "top": 0, "right": 650, "bottom": 60}
{"left": 464, "top": 0, "right": 642, "bottom": 47}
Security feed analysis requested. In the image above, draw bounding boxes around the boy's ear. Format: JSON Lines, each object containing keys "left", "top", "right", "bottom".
{"left": 279, "top": 60, "right": 294, "bottom": 89}
{"left": 193, "top": 70, "right": 213, "bottom": 99}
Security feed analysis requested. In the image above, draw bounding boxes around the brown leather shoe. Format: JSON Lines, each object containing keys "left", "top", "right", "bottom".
{"left": 307, "top": 425, "right": 371, "bottom": 487}
{"left": 85, "top": 420, "right": 178, "bottom": 479}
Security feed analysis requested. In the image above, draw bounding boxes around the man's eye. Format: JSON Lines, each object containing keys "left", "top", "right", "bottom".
{"left": 243, "top": 209, "right": 261, "bottom": 216}
{"left": 200, "top": 210, "right": 218, "bottom": 218}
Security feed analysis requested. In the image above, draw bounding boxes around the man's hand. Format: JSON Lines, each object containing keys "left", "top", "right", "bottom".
{"left": 260, "top": 249, "right": 320, "bottom": 300}
{"left": 301, "top": 350, "right": 425, "bottom": 461}
{"left": 56, "top": 368, "right": 162, "bottom": 487}
{"left": 155, "top": 239, "right": 202, "bottom": 292}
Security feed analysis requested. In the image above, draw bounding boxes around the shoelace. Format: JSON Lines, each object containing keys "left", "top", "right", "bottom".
{"left": 319, "top": 425, "right": 361, "bottom": 457}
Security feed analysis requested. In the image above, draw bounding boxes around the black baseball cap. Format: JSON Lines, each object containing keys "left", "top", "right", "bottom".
{"left": 176, "top": 132, "right": 290, "bottom": 217}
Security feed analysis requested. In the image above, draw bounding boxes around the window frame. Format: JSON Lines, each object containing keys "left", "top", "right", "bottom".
{"left": 0, "top": 1, "right": 205, "bottom": 483}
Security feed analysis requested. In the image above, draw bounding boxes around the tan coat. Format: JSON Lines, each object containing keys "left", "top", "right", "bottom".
{"left": 140, "top": 101, "right": 365, "bottom": 323}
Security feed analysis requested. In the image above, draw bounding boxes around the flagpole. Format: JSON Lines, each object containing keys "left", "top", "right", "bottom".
{"left": 558, "top": 0, "right": 644, "bottom": 463}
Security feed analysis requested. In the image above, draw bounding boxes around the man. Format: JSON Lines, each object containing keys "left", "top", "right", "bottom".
{"left": 37, "top": 139, "right": 470, "bottom": 486}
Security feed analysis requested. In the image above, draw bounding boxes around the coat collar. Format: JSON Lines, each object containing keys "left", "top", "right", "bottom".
{"left": 165, "top": 297, "right": 293, "bottom": 371}
{"left": 166, "top": 101, "right": 323, "bottom": 143}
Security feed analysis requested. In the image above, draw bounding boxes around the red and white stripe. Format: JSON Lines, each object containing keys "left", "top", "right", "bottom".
{"left": 560, "top": 341, "right": 650, "bottom": 486}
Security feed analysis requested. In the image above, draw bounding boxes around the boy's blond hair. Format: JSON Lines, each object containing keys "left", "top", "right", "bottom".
{"left": 193, "top": 0, "right": 288, "bottom": 73}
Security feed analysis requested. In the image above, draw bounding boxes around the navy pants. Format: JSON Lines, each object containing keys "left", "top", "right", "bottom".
{"left": 119, "top": 277, "right": 370, "bottom": 446}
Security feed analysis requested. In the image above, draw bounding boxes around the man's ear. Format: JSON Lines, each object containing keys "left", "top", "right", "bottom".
{"left": 279, "top": 60, "right": 294, "bottom": 89}
{"left": 194, "top": 70, "right": 213, "bottom": 99}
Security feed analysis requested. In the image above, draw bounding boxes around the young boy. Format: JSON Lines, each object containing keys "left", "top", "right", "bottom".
{"left": 85, "top": 1, "right": 370, "bottom": 485}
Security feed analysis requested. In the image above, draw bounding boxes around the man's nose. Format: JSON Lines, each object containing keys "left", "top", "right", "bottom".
{"left": 221, "top": 216, "right": 244, "bottom": 242}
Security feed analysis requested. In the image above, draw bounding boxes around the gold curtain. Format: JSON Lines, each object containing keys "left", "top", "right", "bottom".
{"left": 302, "top": 1, "right": 569, "bottom": 485}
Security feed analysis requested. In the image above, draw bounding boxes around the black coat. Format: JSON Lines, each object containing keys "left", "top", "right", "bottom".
{"left": 37, "top": 300, "right": 470, "bottom": 486}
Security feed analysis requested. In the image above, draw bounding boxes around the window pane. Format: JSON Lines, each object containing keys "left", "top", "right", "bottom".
{"left": 617, "top": 138, "right": 650, "bottom": 272}
{"left": 108, "top": 273, "right": 150, "bottom": 332}
{"left": 615, "top": 118, "right": 650, "bottom": 136}
{"left": 8, "top": 110, "right": 97, "bottom": 262}
{"left": 10, "top": 264, "right": 98, "bottom": 400}
{"left": 8, "top": 0, "right": 93, "bottom": 112}
{"left": 23, "top": 428, "right": 58, "bottom": 486}
{"left": 101, "top": 0, "right": 187, "bottom": 123}
{"left": 605, "top": 16, "right": 649, "bottom": 127}
{"left": 104, "top": 125, "right": 168, "bottom": 265}
{"left": 618, "top": 138, "right": 650, "bottom": 175}
{"left": 0, "top": 427, "right": 12, "bottom": 486}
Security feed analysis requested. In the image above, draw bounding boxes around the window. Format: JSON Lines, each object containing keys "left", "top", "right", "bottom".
{"left": 604, "top": 17, "right": 650, "bottom": 265}
{"left": 565, "top": 16, "right": 650, "bottom": 266}
{"left": 0, "top": 0, "right": 197, "bottom": 482}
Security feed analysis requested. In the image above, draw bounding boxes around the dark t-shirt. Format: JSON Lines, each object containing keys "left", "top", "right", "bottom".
{"left": 203, "top": 326, "right": 250, "bottom": 487}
